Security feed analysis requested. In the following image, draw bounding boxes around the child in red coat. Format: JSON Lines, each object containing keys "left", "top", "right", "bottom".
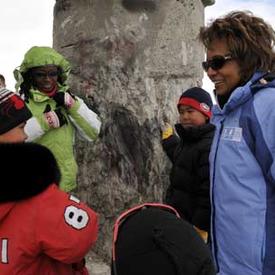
{"left": 0, "top": 88, "right": 98, "bottom": 274}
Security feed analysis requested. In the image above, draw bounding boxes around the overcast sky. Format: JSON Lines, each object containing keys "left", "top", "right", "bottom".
{"left": 0, "top": 0, "right": 55, "bottom": 89}
{"left": 1, "top": 0, "right": 275, "bottom": 90}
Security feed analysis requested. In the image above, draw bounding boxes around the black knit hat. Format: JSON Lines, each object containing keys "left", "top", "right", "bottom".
{"left": 112, "top": 203, "right": 215, "bottom": 275}
{"left": 0, "top": 88, "right": 32, "bottom": 134}
{"left": 177, "top": 87, "right": 213, "bottom": 118}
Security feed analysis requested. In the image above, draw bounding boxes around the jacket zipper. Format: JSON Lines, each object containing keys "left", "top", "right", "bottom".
{"left": 211, "top": 120, "right": 224, "bottom": 272}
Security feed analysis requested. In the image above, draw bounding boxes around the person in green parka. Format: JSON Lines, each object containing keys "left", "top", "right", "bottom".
{"left": 14, "top": 46, "right": 102, "bottom": 192}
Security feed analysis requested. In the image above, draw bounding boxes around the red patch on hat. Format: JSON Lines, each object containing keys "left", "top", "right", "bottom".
{"left": 10, "top": 95, "right": 25, "bottom": 109}
{"left": 178, "top": 97, "right": 212, "bottom": 118}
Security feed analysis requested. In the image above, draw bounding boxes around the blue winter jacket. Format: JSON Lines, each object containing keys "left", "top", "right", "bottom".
{"left": 209, "top": 71, "right": 275, "bottom": 275}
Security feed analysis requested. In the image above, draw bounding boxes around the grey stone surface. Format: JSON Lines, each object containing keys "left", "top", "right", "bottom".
{"left": 53, "top": 0, "right": 206, "bottom": 266}
{"left": 86, "top": 252, "right": 111, "bottom": 275}
{"left": 201, "top": 0, "right": 215, "bottom": 6}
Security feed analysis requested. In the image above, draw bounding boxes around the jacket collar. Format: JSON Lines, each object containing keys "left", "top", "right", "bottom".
{"left": 175, "top": 123, "right": 215, "bottom": 141}
{"left": 29, "top": 84, "right": 67, "bottom": 102}
{"left": 30, "top": 88, "right": 50, "bottom": 102}
{"left": 213, "top": 71, "right": 269, "bottom": 116}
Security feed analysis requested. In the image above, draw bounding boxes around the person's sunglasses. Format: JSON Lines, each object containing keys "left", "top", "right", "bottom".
{"left": 32, "top": 71, "right": 58, "bottom": 79}
{"left": 112, "top": 203, "right": 181, "bottom": 275}
{"left": 202, "top": 55, "right": 233, "bottom": 72}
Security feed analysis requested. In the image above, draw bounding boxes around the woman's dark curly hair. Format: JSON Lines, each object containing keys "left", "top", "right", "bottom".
{"left": 19, "top": 66, "right": 64, "bottom": 102}
{"left": 199, "top": 11, "right": 275, "bottom": 84}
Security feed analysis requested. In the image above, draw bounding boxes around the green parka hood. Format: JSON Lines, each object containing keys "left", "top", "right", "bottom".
{"left": 14, "top": 46, "right": 71, "bottom": 91}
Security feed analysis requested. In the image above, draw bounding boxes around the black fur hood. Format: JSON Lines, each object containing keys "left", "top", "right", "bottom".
{"left": 0, "top": 142, "right": 60, "bottom": 203}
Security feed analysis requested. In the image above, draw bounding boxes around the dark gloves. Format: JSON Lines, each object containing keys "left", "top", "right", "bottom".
{"left": 43, "top": 104, "right": 67, "bottom": 128}
{"left": 52, "top": 91, "right": 76, "bottom": 109}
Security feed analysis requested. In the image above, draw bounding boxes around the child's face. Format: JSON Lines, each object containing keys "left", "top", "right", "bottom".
{"left": 178, "top": 105, "right": 208, "bottom": 127}
{"left": 31, "top": 65, "right": 58, "bottom": 93}
{"left": 0, "top": 123, "right": 28, "bottom": 143}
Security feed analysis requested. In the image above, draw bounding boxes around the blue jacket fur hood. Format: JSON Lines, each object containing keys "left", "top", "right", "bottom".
{"left": 210, "top": 71, "right": 275, "bottom": 275}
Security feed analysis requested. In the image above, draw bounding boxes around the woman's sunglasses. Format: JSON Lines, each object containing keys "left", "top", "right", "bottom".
{"left": 112, "top": 203, "right": 180, "bottom": 275}
{"left": 32, "top": 71, "right": 58, "bottom": 79}
{"left": 202, "top": 55, "right": 233, "bottom": 72}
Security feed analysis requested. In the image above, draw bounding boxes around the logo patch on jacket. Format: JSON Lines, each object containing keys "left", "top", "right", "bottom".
{"left": 222, "top": 127, "right": 242, "bottom": 142}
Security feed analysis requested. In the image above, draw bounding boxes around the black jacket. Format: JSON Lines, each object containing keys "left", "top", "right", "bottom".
{"left": 162, "top": 123, "right": 215, "bottom": 232}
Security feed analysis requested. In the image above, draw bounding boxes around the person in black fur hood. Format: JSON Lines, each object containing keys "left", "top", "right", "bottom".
{"left": 0, "top": 88, "right": 98, "bottom": 274}
{"left": 161, "top": 87, "right": 215, "bottom": 243}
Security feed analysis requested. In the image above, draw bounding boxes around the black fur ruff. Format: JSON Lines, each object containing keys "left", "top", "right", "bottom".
{"left": 0, "top": 142, "right": 60, "bottom": 203}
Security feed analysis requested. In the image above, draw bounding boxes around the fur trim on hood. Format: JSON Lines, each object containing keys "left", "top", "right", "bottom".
{"left": 0, "top": 143, "right": 60, "bottom": 203}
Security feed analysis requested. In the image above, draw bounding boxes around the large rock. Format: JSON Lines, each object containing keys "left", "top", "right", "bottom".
{"left": 53, "top": 0, "right": 206, "bottom": 264}
{"left": 202, "top": 0, "right": 215, "bottom": 6}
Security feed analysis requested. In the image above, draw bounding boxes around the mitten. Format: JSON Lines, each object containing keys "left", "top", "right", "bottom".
{"left": 193, "top": 225, "right": 208, "bottom": 243}
{"left": 53, "top": 91, "right": 76, "bottom": 109}
{"left": 161, "top": 122, "right": 173, "bottom": 140}
{"left": 43, "top": 104, "right": 67, "bottom": 128}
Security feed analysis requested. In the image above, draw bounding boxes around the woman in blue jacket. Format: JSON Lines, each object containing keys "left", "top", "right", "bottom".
{"left": 200, "top": 11, "right": 275, "bottom": 275}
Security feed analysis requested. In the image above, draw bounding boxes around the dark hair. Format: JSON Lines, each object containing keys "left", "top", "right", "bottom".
{"left": 199, "top": 11, "right": 275, "bottom": 84}
{"left": 19, "top": 66, "right": 64, "bottom": 101}
{"left": 0, "top": 74, "right": 5, "bottom": 86}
